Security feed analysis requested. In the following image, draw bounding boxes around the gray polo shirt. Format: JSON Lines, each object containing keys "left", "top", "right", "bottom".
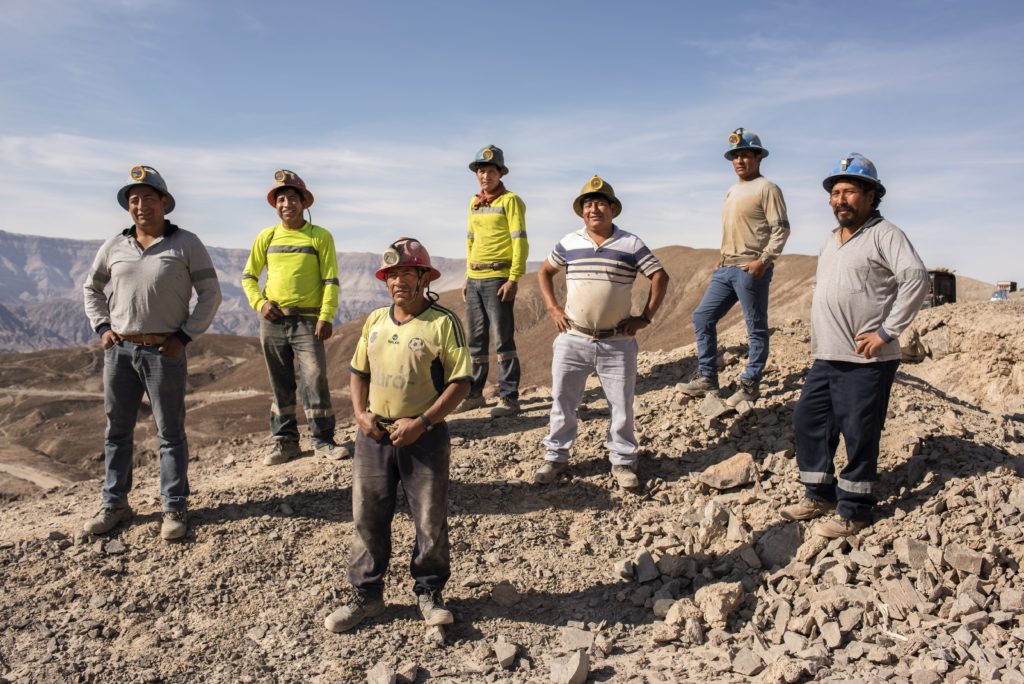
{"left": 83, "top": 222, "right": 222, "bottom": 341}
{"left": 810, "top": 214, "right": 928, "bottom": 363}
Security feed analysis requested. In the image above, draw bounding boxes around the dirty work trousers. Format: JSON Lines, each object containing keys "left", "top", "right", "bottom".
{"left": 692, "top": 265, "right": 773, "bottom": 382}
{"left": 542, "top": 333, "right": 639, "bottom": 466}
{"left": 792, "top": 359, "right": 899, "bottom": 522}
{"left": 349, "top": 424, "right": 451, "bottom": 597}
{"left": 102, "top": 341, "right": 189, "bottom": 512}
{"left": 465, "top": 277, "right": 520, "bottom": 401}
{"left": 259, "top": 316, "right": 335, "bottom": 448}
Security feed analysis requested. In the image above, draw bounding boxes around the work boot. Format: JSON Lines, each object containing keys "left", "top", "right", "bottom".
{"left": 724, "top": 379, "right": 760, "bottom": 407}
{"left": 315, "top": 442, "right": 351, "bottom": 461}
{"left": 533, "top": 461, "right": 569, "bottom": 484}
{"left": 263, "top": 440, "right": 300, "bottom": 466}
{"left": 812, "top": 516, "right": 870, "bottom": 539}
{"left": 780, "top": 498, "right": 836, "bottom": 521}
{"left": 416, "top": 590, "right": 454, "bottom": 626}
{"left": 679, "top": 374, "right": 719, "bottom": 397}
{"left": 454, "top": 395, "right": 486, "bottom": 414}
{"left": 83, "top": 506, "right": 134, "bottom": 535}
{"left": 324, "top": 592, "right": 386, "bottom": 633}
{"left": 611, "top": 464, "right": 640, "bottom": 490}
{"left": 161, "top": 511, "right": 188, "bottom": 541}
{"left": 490, "top": 396, "right": 520, "bottom": 417}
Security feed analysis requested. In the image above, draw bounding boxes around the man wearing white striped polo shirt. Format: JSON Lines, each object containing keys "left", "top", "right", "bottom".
{"left": 534, "top": 176, "right": 669, "bottom": 490}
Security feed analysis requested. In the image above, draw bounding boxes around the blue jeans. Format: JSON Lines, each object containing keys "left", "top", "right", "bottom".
{"left": 692, "top": 265, "right": 773, "bottom": 382}
{"left": 465, "top": 277, "right": 520, "bottom": 400}
{"left": 102, "top": 342, "right": 189, "bottom": 512}
{"left": 260, "top": 317, "right": 335, "bottom": 446}
{"left": 792, "top": 359, "right": 899, "bottom": 522}
{"left": 543, "top": 334, "right": 639, "bottom": 466}
{"left": 349, "top": 423, "right": 451, "bottom": 596}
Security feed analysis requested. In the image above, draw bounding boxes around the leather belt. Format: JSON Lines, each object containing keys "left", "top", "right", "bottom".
{"left": 278, "top": 306, "right": 320, "bottom": 316}
{"left": 567, "top": 321, "right": 620, "bottom": 339}
{"left": 469, "top": 261, "right": 512, "bottom": 271}
{"left": 119, "top": 333, "right": 172, "bottom": 345}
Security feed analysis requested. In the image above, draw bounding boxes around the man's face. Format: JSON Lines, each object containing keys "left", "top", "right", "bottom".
{"left": 730, "top": 149, "right": 763, "bottom": 181}
{"left": 386, "top": 266, "right": 428, "bottom": 306}
{"left": 475, "top": 165, "right": 502, "bottom": 193}
{"left": 582, "top": 196, "right": 614, "bottom": 232}
{"left": 275, "top": 188, "right": 305, "bottom": 225}
{"left": 830, "top": 180, "right": 875, "bottom": 229}
{"left": 127, "top": 185, "right": 168, "bottom": 229}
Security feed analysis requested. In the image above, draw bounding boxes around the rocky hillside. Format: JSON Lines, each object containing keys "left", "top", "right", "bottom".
{"left": 0, "top": 300, "right": 1021, "bottom": 682}
{"left": 0, "top": 229, "right": 468, "bottom": 352}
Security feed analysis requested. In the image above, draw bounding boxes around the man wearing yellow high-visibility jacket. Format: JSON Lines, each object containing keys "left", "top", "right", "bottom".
{"left": 242, "top": 169, "right": 349, "bottom": 465}
{"left": 457, "top": 145, "right": 529, "bottom": 417}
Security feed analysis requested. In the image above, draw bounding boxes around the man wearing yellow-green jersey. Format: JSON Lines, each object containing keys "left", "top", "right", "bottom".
{"left": 458, "top": 144, "right": 529, "bottom": 418}
{"left": 241, "top": 169, "right": 347, "bottom": 465}
{"left": 324, "top": 238, "right": 470, "bottom": 634}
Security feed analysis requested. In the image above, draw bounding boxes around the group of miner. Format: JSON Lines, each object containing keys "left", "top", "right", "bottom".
{"left": 79, "top": 129, "right": 930, "bottom": 633}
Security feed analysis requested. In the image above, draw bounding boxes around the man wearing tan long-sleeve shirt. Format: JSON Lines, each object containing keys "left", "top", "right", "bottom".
{"left": 680, "top": 128, "right": 790, "bottom": 406}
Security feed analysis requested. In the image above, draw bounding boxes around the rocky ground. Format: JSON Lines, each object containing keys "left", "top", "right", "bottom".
{"left": 1, "top": 301, "right": 1022, "bottom": 683}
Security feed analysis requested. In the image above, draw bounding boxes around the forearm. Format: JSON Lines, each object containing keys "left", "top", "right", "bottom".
{"left": 643, "top": 270, "right": 669, "bottom": 319}
{"left": 422, "top": 380, "right": 470, "bottom": 424}
{"left": 350, "top": 373, "right": 371, "bottom": 415}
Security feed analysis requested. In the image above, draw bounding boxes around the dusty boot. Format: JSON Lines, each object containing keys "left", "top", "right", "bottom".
{"left": 678, "top": 374, "right": 719, "bottom": 397}
{"left": 454, "top": 395, "right": 486, "bottom": 414}
{"left": 724, "top": 379, "right": 760, "bottom": 407}
{"left": 813, "top": 516, "right": 869, "bottom": 539}
{"left": 324, "top": 593, "right": 386, "bottom": 633}
{"left": 315, "top": 442, "right": 351, "bottom": 461}
{"left": 611, "top": 464, "right": 640, "bottom": 490}
{"left": 533, "top": 461, "right": 569, "bottom": 484}
{"left": 83, "top": 506, "right": 134, "bottom": 535}
{"left": 780, "top": 497, "right": 836, "bottom": 521}
{"left": 263, "top": 440, "right": 300, "bottom": 466}
{"left": 489, "top": 396, "right": 520, "bottom": 417}
{"left": 161, "top": 511, "right": 188, "bottom": 541}
{"left": 416, "top": 590, "right": 454, "bottom": 626}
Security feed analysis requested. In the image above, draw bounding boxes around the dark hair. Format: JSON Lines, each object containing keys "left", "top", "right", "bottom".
{"left": 273, "top": 186, "right": 304, "bottom": 203}
{"left": 828, "top": 177, "right": 882, "bottom": 211}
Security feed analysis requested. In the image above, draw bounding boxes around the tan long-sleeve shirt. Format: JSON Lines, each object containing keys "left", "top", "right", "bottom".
{"left": 720, "top": 176, "right": 790, "bottom": 267}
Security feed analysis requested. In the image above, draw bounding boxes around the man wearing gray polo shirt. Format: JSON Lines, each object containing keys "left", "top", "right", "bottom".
{"left": 83, "top": 165, "right": 222, "bottom": 541}
{"left": 534, "top": 176, "right": 669, "bottom": 490}
{"left": 782, "top": 154, "right": 927, "bottom": 538}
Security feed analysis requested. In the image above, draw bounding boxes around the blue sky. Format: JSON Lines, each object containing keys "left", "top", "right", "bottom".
{"left": 1, "top": 0, "right": 1021, "bottom": 284}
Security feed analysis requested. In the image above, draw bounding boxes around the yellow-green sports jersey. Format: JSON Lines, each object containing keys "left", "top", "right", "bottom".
{"left": 350, "top": 303, "right": 472, "bottom": 420}
{"left": 466, "top": 191, "right": 529, "bottom": 281}
{"left": 241, "top": 222, "right": 339, "bottom": 322}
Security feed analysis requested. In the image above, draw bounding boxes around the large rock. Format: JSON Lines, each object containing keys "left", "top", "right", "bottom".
{"left": 493, "top": 638, "right": 517, "bottom": 669}
{"left": 695, "top": 581, "right": 744, "bottom": 627}
{"left": 943, "top": 545, "right": 985, "bottom": 575}
{"left": 366, "top": 661, "right": 396, "bottom": 684}
{"left": 756, "top": 523, "right": 803, "bottom": 569}
{"left": 893, "top": 537, "right": 931, "bottom": 569}
{"left": 491, "top": 581, "right": 522, "bottom": 607}
{"left": 699, "top": 452, "right": 758, "bottom": 490}
{"left": 560, "top": 627, "right": 594, "bottom": 652}
{"left": 731, "top": 647, "right": 764, "bottom": 676}
{"left": 550, "top": 650, "right": 589, "bottom": 684}
{"left": 634, "top": 550, "right": 660, "bottom": 583}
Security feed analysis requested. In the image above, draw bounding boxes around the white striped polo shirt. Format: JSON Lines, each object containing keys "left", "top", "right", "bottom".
{"left": 547, "top": 226, "right": 664, "bottom": 335}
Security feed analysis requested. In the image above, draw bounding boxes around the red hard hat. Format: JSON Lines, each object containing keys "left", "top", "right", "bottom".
{"left": 266, "top": 169, "right": 315, "bottom": 207}
{"left": 375, "top": 238, "right": 442, "bottom": 282}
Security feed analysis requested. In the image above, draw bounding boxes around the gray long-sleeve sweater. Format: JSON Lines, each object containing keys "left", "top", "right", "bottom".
{"left": 810, "top": 214, "right": 928, "bottom": 363}
{"left": 83, "top": 222, "right": 222, "bottom": 342}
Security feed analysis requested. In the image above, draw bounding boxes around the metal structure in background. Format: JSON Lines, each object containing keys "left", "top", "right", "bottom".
{"left": 923, "top": 268, "right": 957, "bottom": 308}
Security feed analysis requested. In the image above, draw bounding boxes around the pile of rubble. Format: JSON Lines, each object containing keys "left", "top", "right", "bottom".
{"left": 1, "top": 306, "right": 1022, "bottom": 682}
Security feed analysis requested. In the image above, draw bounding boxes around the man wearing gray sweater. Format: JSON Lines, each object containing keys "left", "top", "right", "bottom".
{"left": 782, "top": 154, "right": 928, "bottom": 538}
{"left": 82, "top": 165, "right": 222, "bottom": 541}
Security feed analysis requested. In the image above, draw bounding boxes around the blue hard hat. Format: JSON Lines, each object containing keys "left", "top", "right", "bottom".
{"left": 117, "top": 165, "right": 176, "bottom": 213}
{"left": 468, "top": 145, "right": 509, "bottom": 175}
{"left": 823, "top": 153, "right": 886, "bottom": 197}
{"left": 724, "top": 128, "right": 769, "bottom": 160}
